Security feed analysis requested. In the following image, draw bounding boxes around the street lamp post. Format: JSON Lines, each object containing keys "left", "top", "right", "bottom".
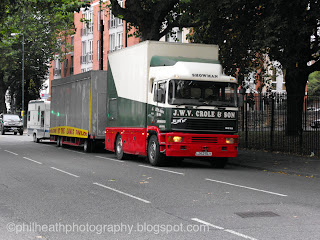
{"left": 21, "top": 34, "right": 24, "bottom": 128}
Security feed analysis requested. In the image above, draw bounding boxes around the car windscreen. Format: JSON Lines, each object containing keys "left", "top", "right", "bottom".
{"left": 3, "top": 115, "right": 20, "bottom": 121}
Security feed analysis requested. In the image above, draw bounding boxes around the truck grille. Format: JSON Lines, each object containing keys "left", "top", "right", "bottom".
{"left": 172, "top": 118, "right": 237, "bottom": 132}
{"left": 191, "top": 137, "right": 218, "bottom": 143}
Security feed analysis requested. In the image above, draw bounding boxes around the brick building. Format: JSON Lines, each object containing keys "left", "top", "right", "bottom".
{"left": 48, "top": 0, "right": 140, "bottom": 98}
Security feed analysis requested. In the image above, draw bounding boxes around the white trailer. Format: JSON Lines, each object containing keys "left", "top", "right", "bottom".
{"left": 27, "top": 100, "right": 50, "bottom": 142}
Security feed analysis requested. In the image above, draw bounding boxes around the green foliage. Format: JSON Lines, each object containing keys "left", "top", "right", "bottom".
{"left": 0, "top": 0, "right": 88, "bottom": 113}
{"left": 189, "top": 0, "right": 320, "bottom": 134}
{"left": 109, "top": 0, "right": 194, "bottom": 41}
{"left": 308, "top": 71, "right": 320, "bottom": 96}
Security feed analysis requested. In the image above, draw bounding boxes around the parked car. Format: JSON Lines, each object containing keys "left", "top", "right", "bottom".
{"left": 307, "top": 107, "right": 320, "bottom": 112}
{"left": 0, "top": 113, "right": 23, "bottom": 135}
{"left": 311, "top": 119, "right": 320, "bottom": 128}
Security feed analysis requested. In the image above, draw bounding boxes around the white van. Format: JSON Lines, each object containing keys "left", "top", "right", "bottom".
{"left": 27, "top": 100, "right": 50, "bottom": 142}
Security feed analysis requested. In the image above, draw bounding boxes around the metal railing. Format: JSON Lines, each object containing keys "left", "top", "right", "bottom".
{"left": 238, "top": 93, "right": 320, "bottom": 157}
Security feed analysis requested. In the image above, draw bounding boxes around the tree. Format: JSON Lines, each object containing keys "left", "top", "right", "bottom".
{"left": 0, "top": 0, "right": 89, "bottom": 114}
{"left": 308, "top": 71, "right": 320, "bottom": 96}
{"left": 109, "top": 0, "right": 193, "bottom": 41}
{"left": 189, "top": 0, "right": 320, "bottom": 135}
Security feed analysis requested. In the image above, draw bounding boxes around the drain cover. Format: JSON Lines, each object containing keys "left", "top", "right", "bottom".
{"left": 236, "top": 211, "right": 279, "bottom": 218}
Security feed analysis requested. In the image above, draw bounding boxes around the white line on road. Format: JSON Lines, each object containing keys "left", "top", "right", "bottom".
{"left": 139, "top": 165, "right": 185, "bottom": 175}
{"left": 93, "top": 182, "right": 151, "bottom": 204}
{"left": 64, "top": 149, "right": 86, "bottom": 155}
{"left": 4, "top": 150, "right": 18, "bottom": 156}
{"left": 191, "top": 218, "right": 257, "bottom": 240}
{"left": 205, "top": 178, "right": 287, "bottom": 197}
{"left": 191, "top": 218, "right": 224, "bottom": 230}
{"left": 95, "top": 156, "right": 124, "bottom": 163}
{"left": 23, "top": 157, "right": 42, "bottom": 165}
{"left": 50, "top": 167, "right": 80, "bottom": 178}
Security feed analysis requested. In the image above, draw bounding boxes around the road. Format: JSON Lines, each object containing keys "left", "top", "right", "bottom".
{"left": 0, "top": 133, "right": 320, "bottom": 240}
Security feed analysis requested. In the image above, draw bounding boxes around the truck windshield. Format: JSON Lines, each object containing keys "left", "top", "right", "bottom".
{"left": 168, "top": 80, "right": 237, "bottom": 107}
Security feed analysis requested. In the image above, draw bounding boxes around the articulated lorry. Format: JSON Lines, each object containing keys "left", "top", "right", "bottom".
{"left": 105, "top": 41, "right": 238, "bottom": 167}
{"left": 49, "top": 71, "right": 107, "bottom": 152}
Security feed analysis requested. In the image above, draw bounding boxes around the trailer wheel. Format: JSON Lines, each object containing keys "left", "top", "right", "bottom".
{"left": 115, "top": 134, "right": 126, "bottom": 160}
{"left": 210, "top": 157, "right": 228, "bottom": 168}
{"left": 84, "top": 140, "right": 91, "bottom": 153}
{"left": 33, "top": 133, "right": 39, "bottom": 143}
{"left": 147, "top": 135, "right": 165, "bottom": 166}
{"left": 56, "top": 137, "right": 60, "bottom": 147}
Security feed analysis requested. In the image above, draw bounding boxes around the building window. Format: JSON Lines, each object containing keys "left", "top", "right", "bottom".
{"left": 88, "top": 40, "right": 93, "bottom": 63}
{"left": 81, "top": 41, "right": 87, "bottom": 64}
{"left": 70, "top": 56, "right": 74, "bottom": 75}
{"left": 110, "top": 11, "right": 116, "bottom": 28}
{"left": 117, "top": 0, "right": 123, "bottom": 26}
{"left": 54, "top": 58, "right": 61, "bottom": 76}
{"left": 110, "top": 34, "right": 115, "bottom": 51}
{"left": 117, "top": 32, "right": 123, "bottom": 50}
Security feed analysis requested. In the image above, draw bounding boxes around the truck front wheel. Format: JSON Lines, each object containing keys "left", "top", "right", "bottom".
{"left": 147, "top": 135, "right": 165, "bottom": 166}
{"left": 115, "top": 134, "right": 126, "bottom": 160}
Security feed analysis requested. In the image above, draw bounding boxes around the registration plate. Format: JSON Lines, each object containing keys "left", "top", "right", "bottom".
{"left": 195, "top": 152, "right": 212, "bottom": 156}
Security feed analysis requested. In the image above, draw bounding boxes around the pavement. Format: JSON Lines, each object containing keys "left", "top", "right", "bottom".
{"left": 229, "top": 149, "right": 320, "bottom": 179}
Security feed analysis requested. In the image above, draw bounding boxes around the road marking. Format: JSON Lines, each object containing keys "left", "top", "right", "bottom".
{"left": 64, "top": 149, "right": 86, "bottom": 155}
{"left": 205, "top": 178, "right": 287, "bottom": 197}
{"left": 93, "top": 182, "right": 151, "bottom": 204}
{"left": 191, "top": 218, "right": 257, "bottom": 240}
{"left": 95, "top": 156, "right": 124, "bottom": 163}
{"left": 191, "top": 218, "right": 224, "bottom": 230}
{"left": 50, "top": 167, "right": 80, "bottom": 178}
{"left": 139, "top": 165, "right": 185, "bottom": 175}
{"left": 23, "top": 157, "right": 42, "bottom": 165}
{"left": 224, "top": 229, "right": 258, "bottom": 239}
{"left": 4, "top": 150, "right": 19, "bottom": 156}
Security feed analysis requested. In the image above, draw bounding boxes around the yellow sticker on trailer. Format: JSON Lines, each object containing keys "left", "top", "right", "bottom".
{"left": 49, "top": 126, "right": 88, "bottom": 138}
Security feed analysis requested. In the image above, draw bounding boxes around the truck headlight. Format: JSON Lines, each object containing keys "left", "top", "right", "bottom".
{"left": 168, "top": 136, "right": 183, "bottom": 143}
{"left": 225, "top": 138, "right": 238, "bottom": 144}
{"left": 3, "top": 122, "right": 8, "bottom": 126}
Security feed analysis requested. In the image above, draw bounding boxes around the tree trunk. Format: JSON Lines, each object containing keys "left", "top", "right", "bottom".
{"left": 0, "top": 72, "right": 7, "bottom": 113}
{"left": 285, "top": 66, "right": 308, "bottom": 136}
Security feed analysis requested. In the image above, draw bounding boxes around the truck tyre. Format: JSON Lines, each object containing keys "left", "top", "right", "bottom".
{"left": 84, "top": 139, "right": 91, "bottom": 153}
{"left": 115, "top": 134, "right": 126, "bottom": 160}
{"left": 19, "top": 130, "right": 23, "bottom": 135}
{"left": 210, "top": 157, "right": 228, "bottom": 168}
{"left": 33, "top": 133, "right": 39, "bottom": 143}
{"left": 147, "top": 135, "right": 165, "bottom": 166}
{"left": 59, "top": 137, "right": 63, "bottom": 147}
{"left": 14, "top": 132, "right": 17, "bottom": 135}
{"left": 1, "top": 128, "right": 4, "bottom": 135}
{"left": 56, "top": 137, "right": 60, "bottom": 147}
